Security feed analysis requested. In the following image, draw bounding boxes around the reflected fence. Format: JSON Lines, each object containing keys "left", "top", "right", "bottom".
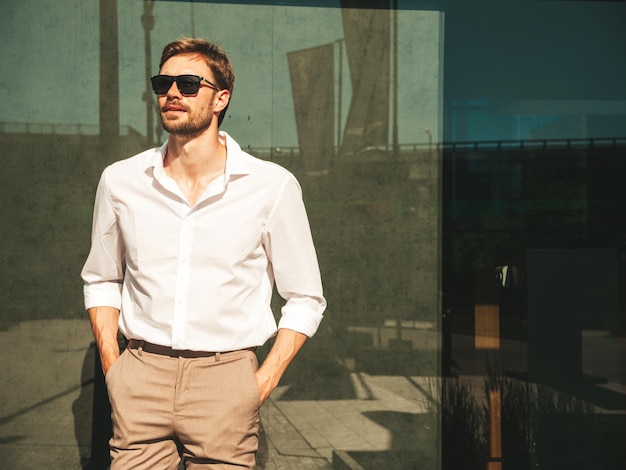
{"left": 247, "top": 136, "right": 626, "bottom": 163}
{"left": 0, "top": 121, "right": 138, "bottom": 137}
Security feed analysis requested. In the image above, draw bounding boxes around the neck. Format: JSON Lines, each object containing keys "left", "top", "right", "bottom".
{"left": 165, "top": 128, "right": 226, "bottom": 180}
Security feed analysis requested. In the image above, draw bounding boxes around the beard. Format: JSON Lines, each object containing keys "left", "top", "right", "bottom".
{"left": 160, "top": 101, "right": 213, "bottom": 137}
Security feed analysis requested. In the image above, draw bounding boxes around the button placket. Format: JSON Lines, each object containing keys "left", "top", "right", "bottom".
{"left": 171, "top": 213, "right": 194, "bottom": 348}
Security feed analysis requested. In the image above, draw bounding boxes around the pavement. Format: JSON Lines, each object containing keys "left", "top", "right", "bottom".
{"left": 0, "top": 319, "right": 439, "bottom": 469}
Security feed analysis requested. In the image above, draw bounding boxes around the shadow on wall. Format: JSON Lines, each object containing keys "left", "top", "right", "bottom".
{"left": 71, "top": 342, "right": 103, "bottom": 470}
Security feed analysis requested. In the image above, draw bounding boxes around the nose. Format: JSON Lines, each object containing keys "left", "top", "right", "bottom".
{"left": 165, "top": 80, "right": 182, "bottom": 98}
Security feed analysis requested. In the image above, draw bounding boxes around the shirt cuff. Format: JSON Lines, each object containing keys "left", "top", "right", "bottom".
{"left": 83, "top": 282, "right": 122, "bottom": 310}
{"left": 278, "top": 297, "right": 326, "bottom": 337}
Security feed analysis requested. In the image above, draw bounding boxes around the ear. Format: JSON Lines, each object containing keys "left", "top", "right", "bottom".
{"left": 213, "top": 89, "right": 230, "bottom": 114}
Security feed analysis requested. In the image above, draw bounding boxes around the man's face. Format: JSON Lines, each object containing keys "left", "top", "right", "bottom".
{"left": 157, "top": 53, "right": 223, "bottom": 137}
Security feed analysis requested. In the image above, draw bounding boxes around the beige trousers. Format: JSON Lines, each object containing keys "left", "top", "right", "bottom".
{"left": 105, "top": 347, "right": 261, "bottom": 469}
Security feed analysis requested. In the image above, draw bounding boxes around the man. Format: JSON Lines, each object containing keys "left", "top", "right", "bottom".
{"left": 82, "top": 37, "right": 326, "bottom": 469}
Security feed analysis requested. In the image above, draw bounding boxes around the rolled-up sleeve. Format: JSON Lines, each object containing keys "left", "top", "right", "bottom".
{"left": 264, "top": 175, "right": 326, "bottom": 337}
{"left": 81, "top": 167, "right": 125, "bottom": 310}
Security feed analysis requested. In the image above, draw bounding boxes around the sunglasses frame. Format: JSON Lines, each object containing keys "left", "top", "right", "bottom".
{"left": 151, "top": 74, "right": 220, "bottom": 95}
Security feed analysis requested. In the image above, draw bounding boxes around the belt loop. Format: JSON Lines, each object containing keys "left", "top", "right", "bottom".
{"left": 138, "top": 340, "right": 144, "bottom": 356}
{"left": 215, "top": 352, "right": 221, "bottom": 362}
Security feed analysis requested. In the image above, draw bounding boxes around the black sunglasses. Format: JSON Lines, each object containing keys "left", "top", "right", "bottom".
{"left": 151, "top": 74, "right": 220, "bottom": 95}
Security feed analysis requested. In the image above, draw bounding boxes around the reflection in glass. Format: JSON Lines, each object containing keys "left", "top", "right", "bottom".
{"left": 1, "top": 0, "right": 625, "bottom": 468}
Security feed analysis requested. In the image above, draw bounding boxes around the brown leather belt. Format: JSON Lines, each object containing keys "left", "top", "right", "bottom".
{"left": 127, "top": 339, "right": 254, "bottom": 358}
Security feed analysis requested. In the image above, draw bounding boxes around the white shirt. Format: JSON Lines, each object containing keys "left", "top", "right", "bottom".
{"left": 82, "top": 131, "right": 326, "bottom": 351}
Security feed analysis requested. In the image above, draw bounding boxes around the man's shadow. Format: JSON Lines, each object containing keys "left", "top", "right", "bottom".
{"left": 71, "top": 341, "right": 113, "bottom": 470}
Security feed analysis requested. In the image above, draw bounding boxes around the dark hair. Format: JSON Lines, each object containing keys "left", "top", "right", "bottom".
{"left": 159, "top": 37, "right": 235, "bottom": 126}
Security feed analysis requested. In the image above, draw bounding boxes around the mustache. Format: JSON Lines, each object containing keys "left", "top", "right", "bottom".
{"left": 160, "top": 100, "right": 189, "bottom": 113}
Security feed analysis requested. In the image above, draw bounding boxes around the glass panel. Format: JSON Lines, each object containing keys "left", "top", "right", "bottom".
{"left": 443, "top": 1, "right": 626, "bottom": 469}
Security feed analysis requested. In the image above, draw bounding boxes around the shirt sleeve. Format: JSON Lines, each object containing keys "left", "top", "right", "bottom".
{"left": 264, "top": 175, "right": 326, "bottom": 337}
{"left": 81, "top": 167, "right": 125, "bottom": 310}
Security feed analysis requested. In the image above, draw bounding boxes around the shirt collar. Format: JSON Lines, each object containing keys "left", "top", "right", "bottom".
{"left": 220, "top": 131, "right": 251, "bottom": 179}
{"left": 145, "top": 131, "right": 251, "bottom": 180}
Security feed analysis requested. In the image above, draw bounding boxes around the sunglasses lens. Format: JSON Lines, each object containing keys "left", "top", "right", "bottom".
{"left": 175, "top": 76, "right": 201, "bottom": 94}
{"left": 151, "top": 75, "right": 201, "bottom": 94}
{"left": 151, "top": 76, "right": 174, "bottom": 94}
